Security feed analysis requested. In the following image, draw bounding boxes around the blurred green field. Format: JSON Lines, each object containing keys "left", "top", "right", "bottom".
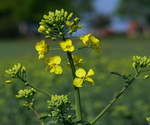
{"left": 0, "top": 36, "right": 150, "bottom": 125}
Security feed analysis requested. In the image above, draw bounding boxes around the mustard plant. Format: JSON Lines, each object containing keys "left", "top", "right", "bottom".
{"left": 5, "top": 9, "right": 150, "bottom": 125}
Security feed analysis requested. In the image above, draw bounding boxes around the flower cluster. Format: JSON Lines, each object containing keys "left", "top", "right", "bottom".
{"left": 47, "top": 95, "right": 71, "bottom": 109}
{"left": 47, "top": 95, "right": 74, "bottom": 123}
{"left": 35, "top": 9, "right": 100, "bottom": 88}
{"left": 16, "top": 88, "right": 36, "bottom": 99}
{"left": 15, "top": 88, "right": 36, "bottom": 107}
{"left": 146, "top": 117, "right": 150, "bottom": 124}
{"left": 38, "top": 9, "right": 83, "bottom": 39}
{"left": 5, "top": 63, "right": 26, "bottom": 84}
{"left": 132, "top": 56, "right": 150, "bottom": 71}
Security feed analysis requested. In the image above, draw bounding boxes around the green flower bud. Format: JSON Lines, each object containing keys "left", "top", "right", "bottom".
{"left": 61, "top": 25, "right": 64, "bottom": 29}
{"left": 146, "top": 117, "right": 150, "bottom": 121}
{"left": 21, "top": 66, "right": 26, "bottom": 73}
{"left": 16, "top": 88, "right": 36, "bottom": 99}
{"left": 61, "top": 9, "right": 64, "bottom": 15}
{"left": 5, "top": 80, "right": 12, "bottom": 84}
{"left": 59, "top": 32, "right": 63, "bottom": 35}
{"left": 46, "top": 35, "right": 52, "bottom": 39}
{"left": 52, "top": 37, "right": 57, "bottom": 40}
{"left": 67, "top": 12, "right": 73, "bottom": 20}
{"left": 64, "top": 11, "right": 68, "bottom": 19}
{"left": 144, "top": 75, "right": 149, "bottom": 79}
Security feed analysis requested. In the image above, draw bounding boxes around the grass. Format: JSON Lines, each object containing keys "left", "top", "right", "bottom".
{"left": 0, "top": 35, "right": 150, "bottom": 125}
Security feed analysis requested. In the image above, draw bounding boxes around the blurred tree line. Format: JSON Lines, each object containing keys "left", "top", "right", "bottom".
{"left": 1, "top": 0, "right": 150, "bottom": 37}
{"left": 0, "top": 0, "right": 93, "bottom": 37}
{"left": 116, "top": 0, "right": 150, "bottom": 26}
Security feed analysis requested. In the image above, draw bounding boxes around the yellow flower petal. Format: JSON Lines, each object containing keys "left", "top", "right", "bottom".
{"left": 75, "top": 68, "right": 86, "bottom": 77}
{"left": 87, "top": 69, "right": 94, "bottom": 76}
{"left": 66, "top": 39, "right": 72, "bottom": 45}
{"left": 80, "top": 34, "right": 100, "bottom": 52}
{"left": 73, "top": 78, "right": 84, "bottom": 87}
{"left": 53, "top": 56, "right": 61, "bottom": 64}
{"left": 45, "top": 65, "right": 63, "bottom": 74}
{"left": 85, "top": 77, "right": 94, "bottom": 85}
{"left": 90, "top": 36, "right": 99, "bottom": 43}
{"left": 78, "top": 24, "right": 84, "bottom": 29}
{"left": 38, "top": 25, "right": 45, "bottom": 33}
{"left": 54, "top": 65, "right": 63, "bottom": 74}
{"left": 39, "top": 54, "right": 44, "bottom": 59}
{"left": 45, "top": 56, "right": 61, "bottom": 65}
{"left": 59, "top": 39, "right": 74, "bottom": 52}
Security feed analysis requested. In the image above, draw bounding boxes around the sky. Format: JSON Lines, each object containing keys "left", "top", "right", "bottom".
{"left": 93, "top": 0, "right": 119, "bottom": 14}
{"left": 74, "top": 0, "right": 129, "bottom": 36}
{"left": 93, "top": 0, "right": 129, "bottom": 32}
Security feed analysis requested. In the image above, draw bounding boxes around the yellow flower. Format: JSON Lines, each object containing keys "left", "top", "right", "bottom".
{"left": 45, "top": 56, "right": 63, "bottom": 74}
{"left": 73, "top": 68, "right": 94, "bottom": 87}
{"left": 65, "top": 21, "right": 84, "bottom": 34}
{"left": 67, "top": 55, "right": 83, "bottom": 68}
{"left": 59, "top": 39, "right": 74, "bottom": 52}
{"left": 80, "top": 34, "right": 100, "bottom": 53}
{"left": 35, "top": 40, "right": 49, "bottom": 59}
{"left": 38, "top": 25, "right": 47, "bottom": 34}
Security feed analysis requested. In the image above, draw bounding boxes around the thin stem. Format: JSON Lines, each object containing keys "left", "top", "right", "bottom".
{"left": 67, "top": 51, "right": 83, "bottom": 124}
{"left": 74, "top": 46, "right": 89, "bottom": 52}
{"left": 28, "top": 105, "right": 45, "bottom": 125}
{"left": 27, "top": 84, "right": 51, "bottom": 97}
{"left": 90, "top": 71, "right": 140, "bottom": 125}
{"left": 49, "top": 48, "right": 61, "bottom": 51}
{"left": 18, "top": 76, "right": 51, "bottom": 97}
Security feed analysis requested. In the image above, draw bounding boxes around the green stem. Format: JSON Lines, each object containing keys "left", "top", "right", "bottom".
{"left": 90, "top": 72, "right": 140, "bottom": 125}
{"left": 18, "top": 76, "right": 51, "bottom": 97}
{"left": 67, "top": 51, "right": 83, "bottom": 124}
{"left": 27, "top": 84, "right": 51, "bottom": 97}
{"left": 28, "top": 105, "right": 45, "bottom": 125}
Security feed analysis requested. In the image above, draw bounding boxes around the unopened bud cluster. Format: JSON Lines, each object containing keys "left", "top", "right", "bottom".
{"left": 47, "top": 95, "right": 75, "bottom": 123}
{"left": 146, "top": 117, "right": 150, "bottom": 125}
{"left": 16, "top": 88, "right": 36, "bottom": 99}
{"left": 47, "top": 95, "right": 71, "bottom": 109}
{"left": 5, "top": 63, "right": 26, "bottom": 84}
{"left": 38, "top": 9, "right": 83, "bottom": 40}
{"left": 132, "top": 56, "right": 150, "bottom": 69}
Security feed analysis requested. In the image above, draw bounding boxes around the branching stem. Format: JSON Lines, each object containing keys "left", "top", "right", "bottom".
{"left": 90, "top": 71, "right": 140, "bottom": 125}
{"left": 28, "top": 105, "right": 45, "bottom": 125}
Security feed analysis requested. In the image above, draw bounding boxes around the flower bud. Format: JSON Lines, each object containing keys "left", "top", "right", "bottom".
{"left": 64, "top": 11, "right": 68, "bottom": 19}
{"left": 144, "top": 75, "right": 149, "bottom": 79}
{"left": 67, "top": 12, "right": 73, "bottom": 20}
{"left": 5, "top": 80, "right": 12, "bottom": 84}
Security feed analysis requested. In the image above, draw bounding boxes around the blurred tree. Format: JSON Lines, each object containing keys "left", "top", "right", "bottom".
{"left": 0, "top": 0, "right": 93, "bottom": 37}
{"left": 89, "top": 14, "right": 111, "bottom": 29}
{"left": 116, "top": 0, "right": 150, "bottom": 26}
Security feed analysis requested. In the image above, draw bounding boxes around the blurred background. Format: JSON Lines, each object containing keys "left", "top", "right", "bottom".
{"left": 0, "top": 0, "right": 150, "bottom": 125}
